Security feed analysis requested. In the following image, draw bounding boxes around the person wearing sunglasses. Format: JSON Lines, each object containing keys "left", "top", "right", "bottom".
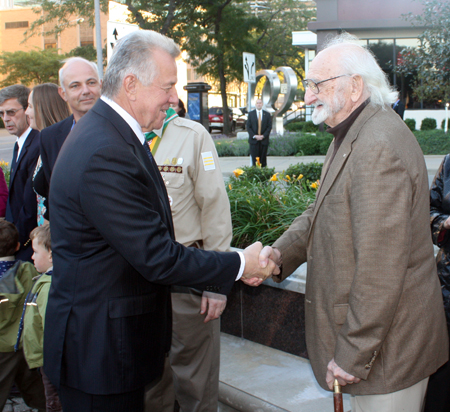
{"left": 0, "top": 85, "right": 40, "bottom": 262}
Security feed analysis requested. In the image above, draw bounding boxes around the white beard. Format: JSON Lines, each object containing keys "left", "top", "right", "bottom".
{"left": 311, "top": 91, "right": 346, "bottom": 126}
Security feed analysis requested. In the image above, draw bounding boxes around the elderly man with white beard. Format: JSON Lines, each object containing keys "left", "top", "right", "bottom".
{"left": 248, "top": 34, "right": 449, "bottom": 412}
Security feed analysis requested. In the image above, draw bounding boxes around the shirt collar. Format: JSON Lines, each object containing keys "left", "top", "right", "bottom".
{"left": 100, "top": 96, "right": 145, "bottom": 144}
{"left": 16, "top": 127, "right": 32, "bottom": 158}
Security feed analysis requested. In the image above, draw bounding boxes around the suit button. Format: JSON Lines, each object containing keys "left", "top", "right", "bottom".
{"left": 365, "top": 364, "right": 371, "bottom": 369}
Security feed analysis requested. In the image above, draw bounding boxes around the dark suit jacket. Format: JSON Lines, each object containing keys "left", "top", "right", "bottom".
{"left": 5, "top": 129, "right": 39, "bottom": 260}
{"left": 44, "top": 99, "right": 240, "bottom": 395}
{"left": 34, "top": 115, "right": 74, "bottom": 219}
{"left": 0, "top": 167, "right": 8, "bottom": 217}
{"left": 247, "top": 109, "right": 272, "bottom": 146}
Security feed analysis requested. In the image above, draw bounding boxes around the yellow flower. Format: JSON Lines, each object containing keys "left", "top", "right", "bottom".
{"left": 270, "top": 173, "right": 278, "bottom": 182}
{"left": 310, "top": 180, "right": 320, "bottom": 190}
{"left": 256, "top": 157, "right": 261, "bottom": 168}
{"left": 297, "top": 174, "right": 304, "bottom": 180}
{"left": 228, "top": 184, "right": 232, "bottom": 190}
{"left": 285, "top": 175, "right": 291, "bottom": 180}
{"left": 233, "top": 168, "right": 244, "bottom": 178}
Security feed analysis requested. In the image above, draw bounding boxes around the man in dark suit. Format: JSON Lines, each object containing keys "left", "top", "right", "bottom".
{"left": 247, "top": 98, "right": 272, "bottom": 167}
{"left": 44, "top": 30, "right": 278, "bottom": 412}
{"left": 392, "top": 98, "right": 405, "bottom": 119}
{"left": 37, "top": 57, "right": 101, "bottom": 219}
{"left": 0, "top": 85, "right": 39, "bottom": 261}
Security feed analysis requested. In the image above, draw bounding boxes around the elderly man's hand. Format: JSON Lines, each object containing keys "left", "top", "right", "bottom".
{"left": 326, "top": 358, "right": 361, "bottom": 390}
{"left": 241, "top": 242, "right": 280, "bottom": 285}
{"left": 241, "top": 244, "right": 281, "bottom": 287}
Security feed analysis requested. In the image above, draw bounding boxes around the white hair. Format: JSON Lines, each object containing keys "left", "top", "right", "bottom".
{"left": 102, "top": 30, "right": 180, "bottom": 99}
{"left": 59, "top": 57, "right": 99, "bottom": 91}
{"left": 322, "top": 33, "right": 398, "bottom": 107}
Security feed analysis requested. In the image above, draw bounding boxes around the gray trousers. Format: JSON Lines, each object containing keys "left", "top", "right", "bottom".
{"left": 146, "top": 291, "right": 220, "bottom": 412}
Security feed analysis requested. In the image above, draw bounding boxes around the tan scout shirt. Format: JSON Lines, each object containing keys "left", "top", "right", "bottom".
{"left": 152, "top": 117, "right": 232, "bottom": 252}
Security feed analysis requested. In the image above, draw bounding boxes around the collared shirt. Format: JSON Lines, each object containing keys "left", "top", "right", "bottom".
{"left": 15, "top": 127, "right": 32, "bottom": 160}
{"left": 100, "top": 96, "right": 145, "bottom": 144}
{"left": 100, "top": 96, "right": 245, "bottom": 280}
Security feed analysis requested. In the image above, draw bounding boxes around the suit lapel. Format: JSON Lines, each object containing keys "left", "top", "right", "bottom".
{"left": 308, "top": 104, "right": 381, "bottom": 236}
{"left": 92, "top": 101, "right": 174, "bottom": 235}
{"left": 9, "top": 129, "right": 37, "bottom": 187}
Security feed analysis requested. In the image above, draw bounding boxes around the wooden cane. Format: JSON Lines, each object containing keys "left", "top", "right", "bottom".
{"left": 333, "top": 379, "right": 344, "bottom": 412}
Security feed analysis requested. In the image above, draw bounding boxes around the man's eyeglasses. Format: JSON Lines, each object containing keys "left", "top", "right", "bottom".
{"left": 302, "top": 75, "right": 351, "bottom": 94}
{"left": 0, "top": 107, "right": 24, "bottom": 118}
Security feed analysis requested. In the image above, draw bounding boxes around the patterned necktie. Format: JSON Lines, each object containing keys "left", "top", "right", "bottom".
{"left": 258, "top": 111, "right": 262, "bottom": 135}
{"left": 10, "top": 141, "right": 18, "bottom": 177}
{"left": 143, "top": 140, "right": 153, "bottom": 160}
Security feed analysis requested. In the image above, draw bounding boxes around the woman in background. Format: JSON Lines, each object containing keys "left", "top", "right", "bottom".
{"left": 25, "top": 83, "right": 70, "bottom": 226}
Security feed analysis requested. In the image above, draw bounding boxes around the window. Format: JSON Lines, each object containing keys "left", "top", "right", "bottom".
{"left": 5, "top": 21, "right": 28, "bottom": 29}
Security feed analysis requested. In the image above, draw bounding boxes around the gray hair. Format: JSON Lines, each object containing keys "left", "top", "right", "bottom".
{"left": 102, "top": 30, "right": 180, "bottom": 99}
{"left": 0, "top": 84, "right": 30, "bottom": 108}
{"left": 322, "top": 33, "right": 398, "bottom": 107}
{"left": 59, "top": 57, "right": 99, "bottom": 91}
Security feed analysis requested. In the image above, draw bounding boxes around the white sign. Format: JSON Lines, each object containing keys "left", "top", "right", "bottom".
{"left": 280, "top": 83, "right": 288, "bottom": 94}
{"left": 243, "top": 52, "right": 256, "bottom": 83}
{"left": 107, "top": 21, "right": 139, "bottom": 62}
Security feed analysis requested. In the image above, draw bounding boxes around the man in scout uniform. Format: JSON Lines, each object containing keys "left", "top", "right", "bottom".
{"left": 145, "top": 108, "right": 232, "bottom": 412}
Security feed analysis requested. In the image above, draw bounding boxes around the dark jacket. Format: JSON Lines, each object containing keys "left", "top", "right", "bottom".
{"left": 247, "top": 109, "right": 272, "bottom": 146}
{"left": 430, "top": 154, "right": 450, "bottom": 328}
{"left": 34, "top": 115, "right": 74, "bottom": 220}
{"left": 5, "top": 129, "right": 40, "bottom": 261}
{"left": 44, "top": 99, "right": 240, "bottom": 395}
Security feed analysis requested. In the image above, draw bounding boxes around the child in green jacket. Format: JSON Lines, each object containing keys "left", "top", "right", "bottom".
{"left": 0, "top": 220, "right": 45, "bottom": 411}
{"left": 23, "top": 224, "right": 62, "bottom": 412}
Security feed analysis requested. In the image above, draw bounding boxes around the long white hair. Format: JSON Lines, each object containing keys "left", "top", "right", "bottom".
{"left": 322, "top": 33, "right": 398, "bottom": 107}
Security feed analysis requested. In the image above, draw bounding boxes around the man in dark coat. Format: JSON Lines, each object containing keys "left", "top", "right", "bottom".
{"left": 0, "top": 85, "right": 39, "bottom": 261}
{"left": 44, "top": 30, "right": 277, "bottom": 412}
{"left": 247, "top": 98, "right": 272, "bottom": 167}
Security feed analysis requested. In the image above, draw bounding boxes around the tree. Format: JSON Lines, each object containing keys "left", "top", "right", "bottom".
{"left": 25, "top": 0, "right": 109, "bottom": 39}
{"left": 66, "top": 45, "right": 107, "bottom": 66}
{"left": 397, "top": 0, "right": 450, "bottom": 103}
{"left": 0, "top": 48, "right": 63, "bottom": 87}
{"left": 252, "top": 0, "right": 315, "bottom": 81}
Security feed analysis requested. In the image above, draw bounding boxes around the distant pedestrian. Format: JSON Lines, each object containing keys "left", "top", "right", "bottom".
{"left": 392, "top": 98, "right": 405, "bottom": 119}
{"left": 247, "top": 98, "right": 272, "bottom": 167}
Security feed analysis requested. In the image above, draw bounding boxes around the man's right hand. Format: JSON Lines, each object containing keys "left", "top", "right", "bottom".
{"left": 241, "top": 244, "right": 281, "bottom": 286}
{"left": 241, "top": 242, "right": 279, "bottom": 283}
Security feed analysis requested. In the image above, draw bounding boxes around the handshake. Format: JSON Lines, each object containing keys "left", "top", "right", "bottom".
{"left": 240, "top": 242, "right": 282, "bottom": 287}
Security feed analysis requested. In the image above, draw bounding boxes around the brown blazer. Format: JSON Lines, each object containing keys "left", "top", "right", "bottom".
{"left": 273, "top": 103, "right": 448, "bottom": 395}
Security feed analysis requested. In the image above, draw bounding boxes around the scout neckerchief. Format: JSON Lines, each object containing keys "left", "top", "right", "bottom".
{"left": 144, "top": 108, "right": 178, "bottom": 155}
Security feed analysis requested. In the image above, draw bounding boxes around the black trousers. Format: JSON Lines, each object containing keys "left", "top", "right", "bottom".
{"left": 249, "top": 142, "right": 268, "bottom": 167}
{"left": 423, "top": 357, "right": 450, "bottom": 412}
{"left": 59, "top": 385, "right": 145, "bottom": 412}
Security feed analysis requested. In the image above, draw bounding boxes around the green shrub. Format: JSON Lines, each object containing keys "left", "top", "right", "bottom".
{"left": 296, "top": 134, "right": 321, "bottom": 155}
{"left": 404, "top": 118, "right": 416, "bottom": 131}
{"left": 215, "top": 139, "right": 249, "bottom": 156}
{"left": 441, "top": 118, "right": 450, "bottom": 130}
{"left": 303, "top": 121, "right": 319, "bottom": 133}
{"left": 317, "top": 132, "right": 333, "bottom": 154}
{"left": 421, "top": 117, "right": 437, "bottom": 131}
{"left": 285, "top": 121, "right": 303, "bottom": 132}
{"left": 267, "top": 135, "right": 298, "bottom": 156}
{"left": 227, "top": 177, "right": 317, "bottom": 248}
{"left": 414, "top": 129, "right": 450, "bottom": 154}
{"left": 285, "top": 162, "right": 323, "bottom": 183}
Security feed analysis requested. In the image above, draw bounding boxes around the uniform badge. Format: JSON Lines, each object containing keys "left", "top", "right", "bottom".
{"left": 201, "top": 151, "right": 215, "bottom": 171}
